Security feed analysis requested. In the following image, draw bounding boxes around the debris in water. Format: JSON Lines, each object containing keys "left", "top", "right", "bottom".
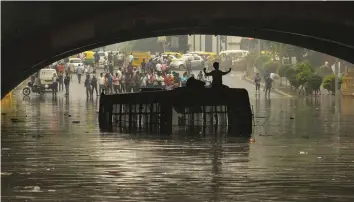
{"left": 1, "top": 113, "right": 7, "bottom": 115}
{"left": 1, "top": 172, "right": 12, "bottom": 176}
{"left": 299, "top": 151, "right": 308, "bottom": 155}
{"left": 33, "top": 186, "right": 41, "bottom": 192}
{"left": 107, "top": 171, "right": 120, "bottom": 175}
{"left": 290, "top": 117, "right": 295, "bottom": 120}
{"left": 48, "top": 189, "right": 56, "bottom": 192}
{"left": 32, "top": 134, "right": 44, "bottom": 138}
{"left": 72, "top": 121, "right": 80, "bottom": 124}
{"left": 11, "top": 118, "right": 20, "bottom": 122}
{"left": 249, "top": 138, "right": 256, "bottom": 143}
{"left": 68, "top": 115, "right": 72, "bottom": 117}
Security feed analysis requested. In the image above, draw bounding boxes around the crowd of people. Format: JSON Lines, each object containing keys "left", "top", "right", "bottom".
{"left": 46, "top": 50, "right": 238, "bottom": 98}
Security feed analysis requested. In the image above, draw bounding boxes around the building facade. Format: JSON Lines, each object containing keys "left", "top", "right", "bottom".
{"left": 187, "top": 35, "right": 242, "bottom": 53}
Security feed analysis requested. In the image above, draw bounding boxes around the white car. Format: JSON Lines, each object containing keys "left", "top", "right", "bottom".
{"left": 67, "top": 58, "right": 83, "bottom": 72}
{"left": 39, "top": 68, "right": 57, "bottom": 90}
{"left": 169, "top": 55, "right": 204, "bottom": 70}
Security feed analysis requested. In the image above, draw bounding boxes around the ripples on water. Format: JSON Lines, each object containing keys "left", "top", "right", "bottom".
{"left": 2, "top": 88, "right": 354, "bottom": 201}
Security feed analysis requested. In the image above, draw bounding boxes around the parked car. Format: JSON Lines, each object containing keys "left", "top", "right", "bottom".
{"left": 38, "top": 68, "right": 57, "bottom": 90}
{"left": 67, "top": 58, "right": 83, "bottom": 72}
{"left": 169, "top": 55, "right": 204, "bottom": 70}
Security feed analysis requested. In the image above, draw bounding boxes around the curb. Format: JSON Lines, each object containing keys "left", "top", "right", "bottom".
{"left": 244, "top": 76, "right": 293, "bottom": 97}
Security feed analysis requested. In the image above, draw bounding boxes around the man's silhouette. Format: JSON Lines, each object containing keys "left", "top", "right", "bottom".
{"left": 203, "top": 62, "right": 231, "bottom": 88}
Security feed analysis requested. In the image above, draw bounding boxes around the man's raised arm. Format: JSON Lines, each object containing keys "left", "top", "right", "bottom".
{"left": 222, "top": 68, "right": 232, "bottom": 75}
{"left": 203, "top": 68, "right": 211, "bottom": 76}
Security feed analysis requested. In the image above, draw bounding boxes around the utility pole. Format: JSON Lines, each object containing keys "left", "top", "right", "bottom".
{"left": 216, "top": 35, "right": 219, "bottom": 54}
{"left": 334, "top": 59, "right": 341, "bottom": 114}
{"left": 257, "top": 39, "right": 261, "bottom": 57}
{"left": 163, "top": 40, "right": 166, "bottom": 53}
{"left": 335, "top": 59, "right": 339, "bottom": 97}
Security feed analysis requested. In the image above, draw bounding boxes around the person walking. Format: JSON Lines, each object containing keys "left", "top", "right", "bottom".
{"left": 113, "top": 72, "right": 120, "bottom": 94}
{"left": 76, "top": 64, "right": 83, "bottom": 84}
{"left": 265, "top": 76, "right": 273, "bottom": 98}
{"left": 108, "top": 52, "right": 113, "bottom": 65}
{"left": 64, "top": 73, "right": 70, "bottom": 96}
{"left": 58, "top": 72, "right": 64, "bottom": 91}
{"left": 106, "top": 73, "right": 113, "bottom": 94}
{"left": 98, "top": 73, "right": 105, "bottom": 94}
{"left": 141, "top": 59, "right": 146, "bottom": 74}
{"left": 181, "top": 72, "right": 188, "bottom": 87}
{"left": 91, "top": 74, "right": 99, "bottom": 96}
{"left": 128, "top": 53, "right": 134, "bottom": 64}
{"left": 120, "top": 70, "right": 126, "bottom": 93}
{"left": 263, "top": 70, "right": 270, "bottom": 92}
{"left": 254, "top": 73, "right": 261, "bottom": 95}
{"left": 94, "top": 52, "right": 100, "bottom": 68}
{"left": 52, "top": 73, "right": 58, "bottom": 96}
{"left": 84, "top": 74, "right": 92, "bottom": 97}
{"left": 109, "top": 62, "right": 114, "bottom": 75}
{"left": 66, "top": 63, "right": 73, "bottom": 79}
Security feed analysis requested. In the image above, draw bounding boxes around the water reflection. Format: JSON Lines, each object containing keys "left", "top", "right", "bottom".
{"left": 2, "top": 89, "right": 354, "bottom": 201}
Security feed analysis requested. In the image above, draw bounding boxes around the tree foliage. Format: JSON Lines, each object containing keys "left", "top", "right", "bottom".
{"left": 322, "top": 74, "right": 343, "bottom": 94}
{"left": 277, "top": 65, "right": 291, "bottom": 78}
{"left": 263, "top": 60, "right": 280, "bottom": 75}
{"left": 306, "top": 74, "right": 322, "bottom": 93}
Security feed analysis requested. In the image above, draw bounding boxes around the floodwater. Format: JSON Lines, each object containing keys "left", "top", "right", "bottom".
{"left": 2, "top": 73, "right": 354, "bottom": 201}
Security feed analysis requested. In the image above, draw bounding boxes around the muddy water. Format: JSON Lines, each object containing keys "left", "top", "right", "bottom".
{"left": 2, "top": 80, "right": 354, "bottom": 201}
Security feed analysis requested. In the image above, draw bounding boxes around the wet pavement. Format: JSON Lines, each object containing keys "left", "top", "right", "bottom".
{"left": 2, "top": 70, "right": 354, "bottom": 201}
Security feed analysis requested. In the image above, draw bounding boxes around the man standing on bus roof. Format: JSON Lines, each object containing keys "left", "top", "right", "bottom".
{"left": 203, "top": 62, "right": 231, "bottom": 88}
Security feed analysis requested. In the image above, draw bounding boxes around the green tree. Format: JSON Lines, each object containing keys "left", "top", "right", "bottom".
{"left": 255, "top": 54, "right": 272, "bottom": 75}
{"left": 306, "top": 74, "right": 322, "bottom": 94}
{"left": 264, "top": 60, "right": 280, "bottom": 74}
{"left": 322, "top": 74, "right": 343, "bottom": 95}
{"left": 284, "top": 67, "right": 299, "bottom": 89}
{"left": 295, "top": 61, "right": 314, "bottom": 74}
{"left": 277, "top": 65, "right": 291, "bottom": 86}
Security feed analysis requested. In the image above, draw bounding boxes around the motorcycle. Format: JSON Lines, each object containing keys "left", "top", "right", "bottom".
{"left": 22, "top": 81, "right": 46, "bottom": 96}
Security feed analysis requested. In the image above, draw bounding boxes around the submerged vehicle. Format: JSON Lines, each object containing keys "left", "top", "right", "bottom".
{"left": 99, "top": 87, "right": 253, "bottom": 136}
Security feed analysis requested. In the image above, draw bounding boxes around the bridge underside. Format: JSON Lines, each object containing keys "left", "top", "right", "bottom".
{"left": 2, "top": 2, "right": 354, "bottom": 97}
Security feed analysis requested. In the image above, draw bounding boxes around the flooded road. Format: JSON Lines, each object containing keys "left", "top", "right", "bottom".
{"left": 2, "top": 72, "right": 354, "bottom": 201}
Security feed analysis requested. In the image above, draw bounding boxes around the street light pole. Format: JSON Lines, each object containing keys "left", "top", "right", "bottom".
{"left": 257, "top": 39, "right": 261, "bottom": 57}
{"left": 335, "top": 59, "right": 339, "bottom": 97}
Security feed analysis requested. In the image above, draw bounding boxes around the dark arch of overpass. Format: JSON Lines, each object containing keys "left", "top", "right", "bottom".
{"left": 2, "top": 1, "right": 354, "bottom": 98}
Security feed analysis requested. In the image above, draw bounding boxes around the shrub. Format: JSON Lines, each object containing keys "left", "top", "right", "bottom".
{"left": 296, "top": 70, "right": 312, "bottom": 87}
{"left": 288, "top": 73, "right": 300, "bottom": 89}
{"left": 277, "top": 65, "right": 291, "bottom": 78}
{"left": 284, "top": 67, "right": 299, "bottom": 88}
